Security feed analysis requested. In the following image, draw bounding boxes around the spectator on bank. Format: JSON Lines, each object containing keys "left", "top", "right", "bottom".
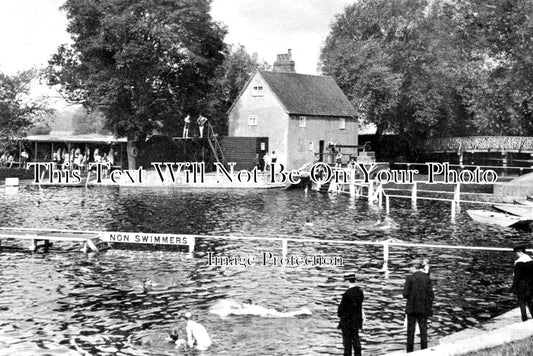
{"left": 511, "top": 244, "right": 533, "bottom": 321}
{"left": 338, "top": 273, "right": 365, "bottom": 356}
{"left": 263, "top": 152, "right": 271, "bottom": 172}
{"left": 403, "top": 259, "right": 434, "bottom": 353}
{"left": 94, "top": 148, "right": 102, "bottom": 163}
{"left": 335, "top": 151, "right": 343, "bottom": 169}
{"left": 21, "top": 149, "right": 29, "bottom": 168}
{"left": 108, "top": 148, "right": 115, "bottom": 166}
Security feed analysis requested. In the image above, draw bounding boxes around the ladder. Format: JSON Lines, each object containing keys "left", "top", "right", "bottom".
{"left": 206, "top": 122, "right": 226, "bottom": 166}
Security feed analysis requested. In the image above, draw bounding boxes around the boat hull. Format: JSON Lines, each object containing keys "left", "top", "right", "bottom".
{"left": 493, "top": 204, "right": 533, "bottom": 218}
{"left": 466, "top": 209, "right": 531, "bottom": 227}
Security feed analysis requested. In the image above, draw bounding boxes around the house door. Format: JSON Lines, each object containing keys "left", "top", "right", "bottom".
{"left": 319, "top": 140, "right": 324, "bottom": 162}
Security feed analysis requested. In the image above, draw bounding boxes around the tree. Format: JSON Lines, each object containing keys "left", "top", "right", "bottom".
{"left": 47, "top": 0, "right": 226, "bottom": 169}
{"left": 72, "top": 108, "right": 110, "bottom": 135}
{"left": 457, "top": 0, "right": 533, "bottom": 135}
{"left": 320, "top": 0, "right": 477, "bottom": 157}
{"left": 0, "top": 69, "right": 51, "bottom": 152}
{"left": 206, "top": 44, "right": 270, "bottom": 135}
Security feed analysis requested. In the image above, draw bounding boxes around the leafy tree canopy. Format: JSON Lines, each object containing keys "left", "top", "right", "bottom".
{"left": 47, "top": 0, "right": 226, "bottom": 167}
{"left": 0, "top": 69, "right": 51, "bottom": 152}
{"left": 321, "top": 0, "right": 533, "bottom": 149}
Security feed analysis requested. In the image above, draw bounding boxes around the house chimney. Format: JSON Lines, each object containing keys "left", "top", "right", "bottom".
{"left": 273, "top": 49, "right": 296, "bottom": 73}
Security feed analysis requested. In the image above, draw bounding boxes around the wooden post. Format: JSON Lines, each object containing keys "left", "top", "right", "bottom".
{"left": 350, "top": 169, "right": 355, "bottom": 197}
{"left": 188, "top": 236, "right": 195, "bottom": 253}
{"left": 29, "top": 239, "right": 37, "bottom": 252}
{"left": 502, "top": 151, "right": 507, "bottom": 176}
{"left": 451, "top": 200, "right": 456, "bottom": 220}
{"left": 386, "top": 195, "right": 390, "bottom": 215}
{"left": 454, "top": 183, "right": 461, "bottom": 212}
{"left": 282, "top": 239, "right": 288, "bottom": 258}
{"left": 368, "top": 180, "right": 374, "bottom": 203}
{"left": 378, "top": 184, "right": 383, "bottom": 208}
{"left": 380, "top": 240, "right": 389, "bottom": 272}
{"left": 411, "top": 182, "right": 417, "bottom": 206}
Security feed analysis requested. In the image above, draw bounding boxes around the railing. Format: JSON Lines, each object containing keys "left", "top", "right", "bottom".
{"left": 424, "top": 136, "right": 533, "bottom": 153}
{"left": 0, "top": 226, "right": 520, "bottom": 273}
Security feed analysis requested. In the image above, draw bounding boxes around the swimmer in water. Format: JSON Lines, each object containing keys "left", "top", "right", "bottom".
{"left": 211, "top": 299, "right": 312, "bottom": 318}
{"left": 167, "top": 329, "right": 187, "bottom": 349}
{"left": 181, "top": 312, "right": 212, "bottom": 351}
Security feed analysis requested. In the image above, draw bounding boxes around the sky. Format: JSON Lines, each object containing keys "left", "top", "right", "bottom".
{"left": 0, "top": 0, "right": 353, "bottom": 77}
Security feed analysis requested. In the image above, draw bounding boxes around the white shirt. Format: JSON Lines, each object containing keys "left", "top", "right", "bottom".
{"left": 186, "top": 320, "right": 211, "bottom": 350}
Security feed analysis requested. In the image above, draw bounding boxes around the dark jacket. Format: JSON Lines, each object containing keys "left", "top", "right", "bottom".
{"left": 403, "top": 271, "right": 434, "bottom": 316}
{"left": 337, "top": 286, "right": 364, "bottom": 329}
{"left": 511, "top": 260, "right": 533, "bottom": 299}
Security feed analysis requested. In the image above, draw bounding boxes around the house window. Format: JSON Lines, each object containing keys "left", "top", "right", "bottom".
{"left": 299, "top": 116, "right": 307, "bottom": 128}
{"left": 339, "top": 118, "right": 346, "bottom": 130}
{"left": 252, "top": 85, "right": 264, "bottom": 97}
{"left": 248, "top": 115, "right": 257, "bottom": 126}
{"left": 308, "top": 141, "right": 314, "bottom": 151}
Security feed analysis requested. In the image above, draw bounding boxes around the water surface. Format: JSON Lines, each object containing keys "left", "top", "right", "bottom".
{"left": 0, "top": 186, "right": 525, "bottom": 355}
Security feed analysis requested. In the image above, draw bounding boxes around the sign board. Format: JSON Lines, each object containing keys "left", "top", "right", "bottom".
{"left": 101, "top": 231, "right": 195, "bottom": 251}
{"left": 5, "top": 178, "right": 19, "bottom": 187}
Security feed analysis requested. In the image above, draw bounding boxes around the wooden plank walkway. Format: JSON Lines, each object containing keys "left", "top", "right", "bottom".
{"left": 0, "top": 227, "right": 103, "bottom": 252}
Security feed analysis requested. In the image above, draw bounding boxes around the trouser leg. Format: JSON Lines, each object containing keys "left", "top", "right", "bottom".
{"left": 527, "top": 299, "right": 533, "bottom": 319}
{"left": 519, "top": 299, "right": 528, "bottom": 321}
{"left": 353, "top": 327, "right": 361, "bottom": 356}
{"left": 418, "top": 315, "right": 428, "bottom": 350}
{"left": 406, "top": 314, "right": 416, "bottom": 352}
{"left": 342, "top": 328, "right": 353, "bottom": 356}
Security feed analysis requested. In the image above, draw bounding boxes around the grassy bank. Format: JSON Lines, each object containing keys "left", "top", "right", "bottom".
{"left": 462, "top": 336, "right": 533, "bottom": 356}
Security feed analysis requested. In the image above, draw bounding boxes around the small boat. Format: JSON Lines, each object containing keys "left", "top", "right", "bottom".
{"left": 514, "top": 199, "right": 533, "bottom": 206}
{"left": 466, "top": 209, "right": 533, "bottom": 228}
{"left": 493, "top": 204, "right": 533, "bottom": 218}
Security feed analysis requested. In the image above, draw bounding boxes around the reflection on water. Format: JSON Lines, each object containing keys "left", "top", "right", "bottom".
{"left": 0, "top": 186, "right": 526, "bottom": 355}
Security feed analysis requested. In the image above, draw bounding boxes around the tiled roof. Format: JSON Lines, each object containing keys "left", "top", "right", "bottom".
{"left": 259, "top": 70, "right": 357, "bottom": 117}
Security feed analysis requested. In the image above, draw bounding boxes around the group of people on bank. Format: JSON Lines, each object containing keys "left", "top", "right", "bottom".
{"left": 51, "top": 147, "right": 115, "bottom": 171}
{"left": 339, "top": 244, "right": 533, "bottom": 355}
{"left": 338, "top": 258, "right": 433, "bottom": 356}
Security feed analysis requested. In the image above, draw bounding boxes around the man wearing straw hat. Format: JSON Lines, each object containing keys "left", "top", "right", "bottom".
{"left": 511, "top": 243, "right": 533, "bottom": 321}
{"left": 338, "top": 273, "right": 364, "bottom": 356}
{"left": 403, "top": 259, "right": 434, "bottom": 353}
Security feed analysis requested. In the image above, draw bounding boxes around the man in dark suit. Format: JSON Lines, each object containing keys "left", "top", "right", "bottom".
{"left": 511, "top": 244, "right": 533, "bottom": 321}
{"left": 403, "top": 259, "right": 434, "bottom": 353}
{"left": 338, "top": 273, "right": 364, "bottom": 356}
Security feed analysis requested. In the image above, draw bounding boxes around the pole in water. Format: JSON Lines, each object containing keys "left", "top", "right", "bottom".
{"left": 385, "top": 195, "right": 390, "bottom": 215}
{"left": 411, "top": 182, "right": 417, "bottom": 207}
{"left": 379, "top": 241, "right": 389, "bottom": 272}
{"left": 368, "top": 180, "right": 374, "bottom": 203}
{"left": 451, "top": 200, "right": 456, "bottom": 220}
{"left": 282, "top": 239, "right": 288, "bottom": 258}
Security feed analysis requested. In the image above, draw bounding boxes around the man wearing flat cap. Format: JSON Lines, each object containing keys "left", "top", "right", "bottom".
{"left": 511, "top": 244, "right": 533, "bottom": 321}
{"left": 337, "top": 273, "right": 364, "bottom": 356}
{"left": 403, "top": 259, "right": 434, "bottom": 353}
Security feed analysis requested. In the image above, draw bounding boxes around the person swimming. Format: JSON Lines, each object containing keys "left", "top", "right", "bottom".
{"left": 210, "top": 299, "right": 312, "bottom": 318}
{"left": 181, "top": 312, "right": 212, "bottom": 351}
